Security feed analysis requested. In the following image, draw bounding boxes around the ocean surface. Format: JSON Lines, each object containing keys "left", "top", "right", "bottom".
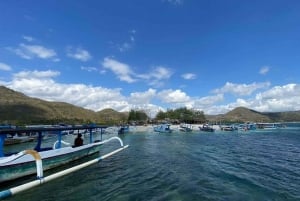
{"left": 3, "top": 125, "right": 300, "bottom": 201}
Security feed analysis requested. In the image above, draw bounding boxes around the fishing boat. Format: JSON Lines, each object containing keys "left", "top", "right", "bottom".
{"left": 4, "top": 134, "right": 37, "bottom": 145}
{"left": 179, "top": 124, "right": 193, "bottom": 132}
{"left": 199, "top": 124, "right": 215, "bottom": 132}
{"left": 153, "top": 123, "right": 172, "bottom": 133}
{"left": 0, "top": 124, "right": 119, "bottom": 183}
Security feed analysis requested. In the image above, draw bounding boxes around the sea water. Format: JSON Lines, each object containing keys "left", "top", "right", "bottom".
{"left": 3, "top": 127, "right": 300, "bottom": 201}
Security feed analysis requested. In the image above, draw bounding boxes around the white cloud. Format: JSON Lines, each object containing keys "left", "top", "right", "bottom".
{"left": 102, "top": 58, "right": 172, "bottom": 86}
{"left": 157, "top": 89, "right": 190, "bottom": 103}
{"left": 259, "top": 66, "right": 270, "bottom": 75}
{"left": 118, "top": 42, "right": 131, "bottom": 52}
{"left": 151, "top": 67, "right": 172, "bottom": 80}
{"left": 0, "top": 62, "right": 12, "bottom": 71}
{"left": 9, "top": 43, "right": 57, "bottom": 60}
{"left": 6, "top": 70, "right": 129, "bottom": 112}
{"left": 129, "top": 88, "right": 156, "bottom": 105}
{"left": 2, "top": 69, "right": 300, "bottom": 116}
{"left": 22, "top": 35, "right": 34, "bottom": 42}
{"left": 194, "top": 94, "right": 224, "bottom": 106}
{"left": 19, "top": 43, "right": 56, "bottom": 59}
{"left": 181, "top": 73, "right": 196, "bottom": 80}
{"left": 14, "top": 70, "right": 60, "bottom": 79}
{"left": 213, "top": 81, "right": 271, "bottom": 96}
{"left": 137, "top": 66, "right": 173, "bottom": 87}
{"left": 114, "top": 30, "right": 136, "bottom": 52}
{"left": 102, "top": 57, "right": 136, "bottom": 83}
{"left": 257, "top": 84, "right": 299, "bottom": 100}
{"left": 81, "top": 66, "right": 98, "bottom": 72}
{"left": 252, "top": 84, "right": 300, "bottom": 112}
{"left": 67, "top": 47, "right": 91, "bottom": 61}
{"left": 205, "top": 83, "right": 300, "bottom": 114}
{"left": 3, "top": 70, "right": 168, "bottom": 115}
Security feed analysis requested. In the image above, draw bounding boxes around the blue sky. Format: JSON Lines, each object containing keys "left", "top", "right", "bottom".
{"left": 0, "top": 0, "right": 300, "bottom": 117}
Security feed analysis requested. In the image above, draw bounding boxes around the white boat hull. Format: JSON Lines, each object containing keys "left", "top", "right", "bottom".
{"left": 0, "top": 143, "right": 101, "bottom": 183}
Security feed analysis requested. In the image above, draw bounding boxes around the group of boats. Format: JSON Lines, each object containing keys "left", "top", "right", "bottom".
{"left": 153, "top": 123, "right": 214, "bottom": 133}
{"left": 220, "top": 122, "right": 285, "bottom": 132}
{"left": 153, "top": 122, "right": 286, "bottom": 133}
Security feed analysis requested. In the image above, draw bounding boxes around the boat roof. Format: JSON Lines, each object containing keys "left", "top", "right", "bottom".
{"left": 0, "top": 125, "right": 108, "bottom": 135}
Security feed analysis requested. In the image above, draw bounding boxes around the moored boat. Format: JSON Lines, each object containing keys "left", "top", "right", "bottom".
{"left": 154, "top": 123, "right": 172, "bottom": 133}
{"left": 0, "top": 125, "right": 111, "bottom": 183}
{"left": 179, "top": 124, "right": 193, "bottom": 132}
{"left": 256, "top": 123, "right": 285, "bottom": 130}
{"left": 220, "top": 125, "right": 237, "bottom": 131}
{"left": 199, "top": 124, "right": 215, "bottom": 132}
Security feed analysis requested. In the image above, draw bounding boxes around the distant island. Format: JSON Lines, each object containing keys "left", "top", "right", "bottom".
{"left": 1, "top": 86, "right": 300, "bottom": 125}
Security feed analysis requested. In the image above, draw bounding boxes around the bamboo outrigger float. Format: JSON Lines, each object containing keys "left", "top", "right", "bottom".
{"left": 0, "top": 125, "right": 129, "bottom": 199}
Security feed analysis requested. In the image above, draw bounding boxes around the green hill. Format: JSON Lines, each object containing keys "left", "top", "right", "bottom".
{"left": 0, "top": 86, "right": 128, "bottom": 125}
{"left": 206, "top": 107, "right": 300, "bottom": 123}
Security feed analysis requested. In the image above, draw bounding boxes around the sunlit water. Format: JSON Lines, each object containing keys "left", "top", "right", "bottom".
{"left": 3, "top": 126, "right": 300, "bottom": 201}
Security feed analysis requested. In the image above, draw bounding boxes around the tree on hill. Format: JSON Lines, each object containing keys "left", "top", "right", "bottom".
{"left": 128, "top": 110, "right": 149, "bottom": 124}
{"left": 155, "top": 107, "right": 206, "bottom": 123}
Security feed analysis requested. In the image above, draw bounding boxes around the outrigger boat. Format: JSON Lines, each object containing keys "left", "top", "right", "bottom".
{"left": 0, "top": 124, "right": 127, "bottom": 184}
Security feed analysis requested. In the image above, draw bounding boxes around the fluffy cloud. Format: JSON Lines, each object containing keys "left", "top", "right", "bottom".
{"left": 0, "top": 62, "right": 12, "bottom": 71}
{"left": 129, "top": 88, "right": 156, "bottom": 105}
{"left": 252, "top": 84, "right": 300, "bottom": 112}
{"left": 22, "top": 35, "right": 34, "bottom": 42}
{"left": 259, "top": 66, "right": 270, "bottom": 75}
{"left": 193, "top": 94, "right": 224, "bottom": 107}
{"left": 181, "top": 73, "right": 196, "bottom": 80}
{"left": 102, "top": 57, "right": 136, "bottom": 83}
{"left": 119, "top": 42, "right": 132, "bottom": 52}
{"left": 102, "top": 57, "right": 172, "bottom": 86}
{"left": 207, "top": 83, "right": 300, "bottom": 114}
{"left": 2, "top": 69, "right": 300, "bottom": 116}
{"left": 6, "top": 70, "right": 128, "bottom": 112}
{"left": 67, "top": 47, "right": 92, "bottom": 61}
{"left": 213, "top": 82, "right": 271, "bottom": 96}
{"left": 157, "top": 89, "right": 190, "bottom": 103}
{"left": 14, "top": 70, "right": 60, "bottom": 79}
{"left": 81, "top": 66, "right": 98, "bottom": 72}
{"left": 138, "top": 66, "right": 173, "bottom": 87}
{"left": 9, "top": 43, "right": 57, "bottom": 60}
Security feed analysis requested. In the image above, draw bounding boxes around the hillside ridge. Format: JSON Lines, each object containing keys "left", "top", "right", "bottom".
{"left": 1, "top": 86, "right": 300, "bottom": 124}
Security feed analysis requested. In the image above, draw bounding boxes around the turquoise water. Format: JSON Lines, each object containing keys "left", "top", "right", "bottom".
{"left": 4, "top": 128, "right": 300, "bottom": 201}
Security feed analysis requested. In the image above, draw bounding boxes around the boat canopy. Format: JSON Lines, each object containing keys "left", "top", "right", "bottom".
{"left": 0, "top": 124, "right": 107, "bottom": 157}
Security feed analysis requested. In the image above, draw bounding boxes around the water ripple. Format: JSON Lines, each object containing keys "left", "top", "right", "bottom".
{"left": 6, "top": 128, "right": 300, "bottom": 201}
